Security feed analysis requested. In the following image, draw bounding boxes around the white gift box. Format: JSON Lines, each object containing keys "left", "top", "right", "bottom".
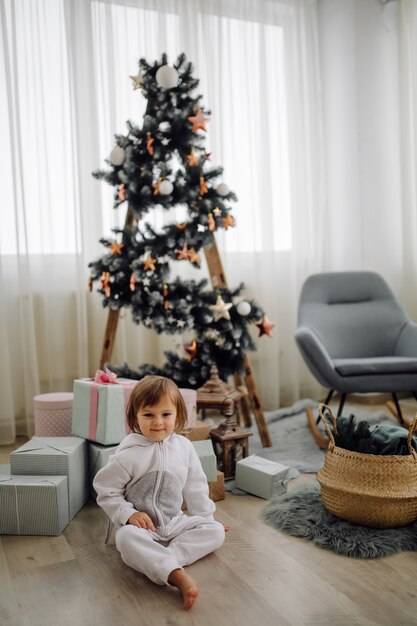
{"left": 235, "top": 455, "right": 290, "bottom": 499}
{"left": 88, "top": 442, "right": 118, "bottom": 499}
{"left": 0, "top": 473, "right": 69, "bottom": 536}
{"left": 10, "top": 436, "right": 88, "bottom": 520}
{"left": 192, "top": 439, "right": 217, "bottom": 483}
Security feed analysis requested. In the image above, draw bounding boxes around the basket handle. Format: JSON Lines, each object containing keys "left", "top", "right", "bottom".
{"left": 407, "top": 414, "right": 417, "bottom": 459}
{"left": 318, "top": 403, "right": 337, "bottom": 450}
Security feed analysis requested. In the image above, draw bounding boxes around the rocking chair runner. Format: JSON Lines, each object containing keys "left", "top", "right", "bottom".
{"left": 295, "top": 271, "right": 417, "bottom": 447}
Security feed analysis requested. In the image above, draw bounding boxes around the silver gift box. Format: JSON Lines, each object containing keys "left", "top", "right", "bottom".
{"left": 0, "top": 474, "right": 69, "bottom": 536}
{"left": 88, "top": 441, "right": 118, "bottom": 499}
{"left": 192, "top": 440, "right": 217, "bottom": 483}
{"left": 10, "top": 436, "right": 88, "bottom": 520}
{"left": 235, "top": 455, "right": 290, "bottom": 499}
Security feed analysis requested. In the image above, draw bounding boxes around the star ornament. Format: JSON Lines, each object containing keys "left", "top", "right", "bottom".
{"left": 187, "top": 109, "right": 210, "bottom": 132}
{"left": 184, "top": 338, "right": 198, "bottom": 362}
{"left": 256, "top": 314, "right": 276, "bottom": 337}
{"left": 109, "top": 241, "right": 124, "bottom": 255}
{"left": 129, "top": 73, "right": 144, "bottom": 90}
{"left": 209, "top": 295, "right": 233, "bottom": 321}
{"left": 143, "top": 255, "right": 157, "bottom": 271}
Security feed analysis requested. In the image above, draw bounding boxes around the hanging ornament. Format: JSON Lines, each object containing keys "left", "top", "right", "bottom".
{"left": 222, "top": 215, "right": 235, "bottom": 229}
{"left": 143, "top": 255, "right": 157, "bottom": 271}
{"left": 129, "top": 73, "right": 144, "bottom": 90}
{"left": 213, "top": 207, "right": 221, "bottom": 216}
{"left": 176, "top": 243, "right": 189, "bottom": 260}
{"left": 159, "top": 121, "right": 171, "bottom": 133}
{"left": 109, "top": 241, "right": 124, "bottom": 255}
{"left": 188, "top": 109, "right": 210, "bottom": 132}
{"left": 203, "top": 151, "right": 211, "bottom": 161}
{"left": 207, "top": 212, "right": 216, "bottom": 231}
{"left": 197, "top": 223, "right": 206, "bottom": 233}
{"left": 130, "top": 275, "right": 136, "bottom": 292}
{"left": 176, "top": 223, "right": 187, "bottom": 230}
{"left": 216, "top": 183, "right": 229, "bottom": 197}
{"left": 163, "top": 283, "right": 169, "bottom": 310}
{"left": 209, "top": 294, "right": 233, "bottom": 321}
{"left": 110, "top": 146, "right": 126, "bottom": 166}
{"left": 187, "top": 248, "right": 200, "bottom": 265}
{"left": 118, "top": 184, "right": 126, "bottom": 202}
{"left": 199, "top": 176, "right": 208, "bottom": 196}
{"left": 146, "top": 132, "right": 154, "bottom": 156}
{"left": 155, "top": 65, "right": 179, "bottom": 89}
{"left": 88, "top": 277, "right": 93, "bottom": 293}
{"left": 153, "top": 177, "right": 161, "bottom": 195}
{"left": 100, "top": 272, "right": 111, "bottom": 297}
{"left": 256, "top": 314, "right": 276, "bottom": 337}
{"left": 184, "top": 338, "right": 198, "bottom": 362}
{"left": 236, "top": 300, "right": 251, "bottom": 316}
{"left": 186, "top": 151, "right": 199, "bottom": 167}
{"left": 159, "top": 180, "right": 174, "bottom": 195}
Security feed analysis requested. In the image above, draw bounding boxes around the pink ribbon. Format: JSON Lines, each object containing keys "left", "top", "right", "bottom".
{"left": 87, "top": 371, "right": 133, "bottom": 440}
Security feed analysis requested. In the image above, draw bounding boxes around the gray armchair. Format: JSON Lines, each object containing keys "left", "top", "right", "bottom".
{"left": 295, "top": 271, "right": 417, "bottom": 444}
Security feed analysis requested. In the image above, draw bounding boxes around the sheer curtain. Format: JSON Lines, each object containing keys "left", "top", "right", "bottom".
{"left": 0, "top": 0, "right": 324, "bottom": 443}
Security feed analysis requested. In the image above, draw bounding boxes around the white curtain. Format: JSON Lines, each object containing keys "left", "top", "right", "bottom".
{"left": 0, "top": 0, "right": 325, "bottom": 443}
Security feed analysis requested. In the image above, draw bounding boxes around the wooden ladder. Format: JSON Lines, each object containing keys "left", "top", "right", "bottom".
{"left": 98, "top": 212, "right": 272, "bottom": 447}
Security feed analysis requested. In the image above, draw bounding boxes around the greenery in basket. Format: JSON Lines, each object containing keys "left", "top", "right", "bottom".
{"left": 326, "top": 413, "right": 417, "bottom": 456}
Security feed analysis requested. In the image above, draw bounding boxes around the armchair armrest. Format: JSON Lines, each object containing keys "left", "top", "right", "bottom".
{"left": 394, "top": 321, "right": 417, "bottom": 357}
{"left": 295, "top": 326, "right": 337, "bottom": 388}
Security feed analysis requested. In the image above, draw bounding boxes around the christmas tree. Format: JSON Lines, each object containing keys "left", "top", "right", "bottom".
{"left": 88, "top": 53, "right": 275, "bottom": 389}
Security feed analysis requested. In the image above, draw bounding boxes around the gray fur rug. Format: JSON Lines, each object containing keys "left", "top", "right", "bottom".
{"left": 247, "top": 400, "right": 397, "bottom": 475}
{"left": 262, "top": 480, "right": 417, "bottom": 558}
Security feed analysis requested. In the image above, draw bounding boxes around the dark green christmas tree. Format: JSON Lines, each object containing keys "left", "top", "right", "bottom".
{"left": 88, "top": 53, "right": 275, "bottom": 388}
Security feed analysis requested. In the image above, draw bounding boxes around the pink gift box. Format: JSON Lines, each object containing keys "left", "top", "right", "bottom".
{"left": 179, "top": 388, "right": 197, "bottom": 431}
{"left": 72, "top": 375, "right": 137, "bottom": 445}
{"left": 34, "top": 392, "right": 73, "bottom": 437}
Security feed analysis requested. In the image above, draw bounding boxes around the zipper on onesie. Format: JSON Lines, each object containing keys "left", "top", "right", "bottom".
{"left": 152, "top": 440, "right": 167, "bottom": 533}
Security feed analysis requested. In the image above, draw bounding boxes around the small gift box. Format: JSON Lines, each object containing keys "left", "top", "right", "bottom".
{"left": 179, "top": 389, "right": 197, "bottom": 431}
{"left": 10, "top": 436, "right": 88, "bottom": 520}
{"left": 0, "top": 473, "right": 69, "bottom": 536}
{"left": 88, "top": 441, "right": 118, "bottom": 499}
{"left": 235, "top": 455, "right": 290, "bottom": 499}
{"left": 192, "top": 439, "right": 217, "bottom": 483}
{"left": 72, "top": 369, "right": 137, "bottom": 445}
{"left": 34, "top": 392, "right": 73, "bottom": 437}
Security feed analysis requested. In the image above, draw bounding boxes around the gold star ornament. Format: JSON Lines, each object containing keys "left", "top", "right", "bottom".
{"left": 109, "top": 241, "right": 124, "bottom": 255}
{"left": 187, "top": 109, "right": 210, "bottom": 132}
{"left": 256, "top": 314, "right": 276, "bottom": 337}
{"left": 129, "top": 74, "right": 144, "bottom": 90}
{"left": 209, "top": 295, "right": 233, "bottom": 321}
{"left": 143, "top": 255, "right": 157, "bottom": 271}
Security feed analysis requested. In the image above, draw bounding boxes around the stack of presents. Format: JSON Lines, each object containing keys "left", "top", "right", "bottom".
{"left": 0, "top": 373, "right": 289, "bottom": 537}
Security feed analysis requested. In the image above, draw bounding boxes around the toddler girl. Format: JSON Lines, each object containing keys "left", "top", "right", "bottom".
{"left": 93, "top": 375, "right": 226, "bottom": 609}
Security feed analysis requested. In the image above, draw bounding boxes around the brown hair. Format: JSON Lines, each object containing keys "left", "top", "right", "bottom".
{"left": 126, "top": 375, "right": 188, "bottom": 434}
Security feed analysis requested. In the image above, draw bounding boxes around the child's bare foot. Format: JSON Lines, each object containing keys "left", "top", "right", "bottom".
{"left": 168, "top": 568, "right": 199, "bottom": 609}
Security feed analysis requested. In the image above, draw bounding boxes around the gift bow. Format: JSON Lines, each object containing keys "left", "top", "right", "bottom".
{"left": 93, "top": 368, "right": 119, "bottom": 384}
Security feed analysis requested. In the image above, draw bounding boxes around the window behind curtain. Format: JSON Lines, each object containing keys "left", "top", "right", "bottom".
{"left": 1, "top": 0, "right": 291, "bottom": 255}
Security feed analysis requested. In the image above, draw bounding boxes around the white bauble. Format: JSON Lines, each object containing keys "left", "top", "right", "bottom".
{"left": 216, "top": 183, "right": 229, "bottom": 197}
{"left": 236, "top": 300, "right": 251, "bottom": 316}
{"left": 156, "top": 65, "right": 179, "bottom": 89}
{"left": 110, "top": 146, "right": 126, "bottom": 166}
{"left": 159, "top": 121, "right": 171, "bottom": 132}
{"left": 159, "top": 180, "right": 174, "bottom": 195}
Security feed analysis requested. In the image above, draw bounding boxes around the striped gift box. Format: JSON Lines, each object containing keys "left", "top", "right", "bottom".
{"left": 88, "top": 442, "right": 118, "bottom": 500}
{"left": 192, "top": 440, "right": 217, "bottom": 483}
{"left": 0, "top": 474, "right": 69, "bottom": 536}
{"left": 10, "top": 437, "right": 88, "bottom": 521}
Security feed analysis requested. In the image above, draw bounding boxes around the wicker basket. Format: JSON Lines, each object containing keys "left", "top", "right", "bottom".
{"left": 316, "top": 404, "right": 417, "bottom": 528}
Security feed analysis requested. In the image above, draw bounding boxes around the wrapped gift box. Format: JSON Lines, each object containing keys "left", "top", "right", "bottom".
{"left": 183, "top": 420, "right": 210, "bottom": 442}
{"left": 88, "top": 442, "right": 118, "bottom": 499}
{"left": 34, "top": 392, "right": 73, "bottom": 436}
{"left": 192, "top": 440, "right": 217, "bottom": 483}
{"left": 10, "top": 436, "right": 88, "bottom": 520}
{"left": 235, "top": 455, "right": 290, "bottom": 499}
{"left": 72, "top": 378, "right": 136, "bottom": 445}
{"left": 0, "top": 473, "right": 69, "bottom": 536}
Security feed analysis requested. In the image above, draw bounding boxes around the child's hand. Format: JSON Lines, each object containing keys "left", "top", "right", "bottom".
{"left": 128, "top": 511, "right": 156, "bottom": 532}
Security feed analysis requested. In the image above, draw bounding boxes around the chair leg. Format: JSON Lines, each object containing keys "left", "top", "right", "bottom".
{"left": 315, "top": 390, "right": 335, "bottom": 425}
{"left": 387, "top": 393, "right": 412, "bottom": 428}
{"left": 337, "top": 394, "right": 347, "bottom": 417}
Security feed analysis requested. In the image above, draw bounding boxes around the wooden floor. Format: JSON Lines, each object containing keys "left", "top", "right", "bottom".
{"left": 1, "top": 403, "right": 417, "bottom": 626}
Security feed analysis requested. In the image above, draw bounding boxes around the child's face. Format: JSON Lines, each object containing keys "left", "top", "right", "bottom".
{"left": 136, "top": 397, "right": 177, "bottom": 442}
